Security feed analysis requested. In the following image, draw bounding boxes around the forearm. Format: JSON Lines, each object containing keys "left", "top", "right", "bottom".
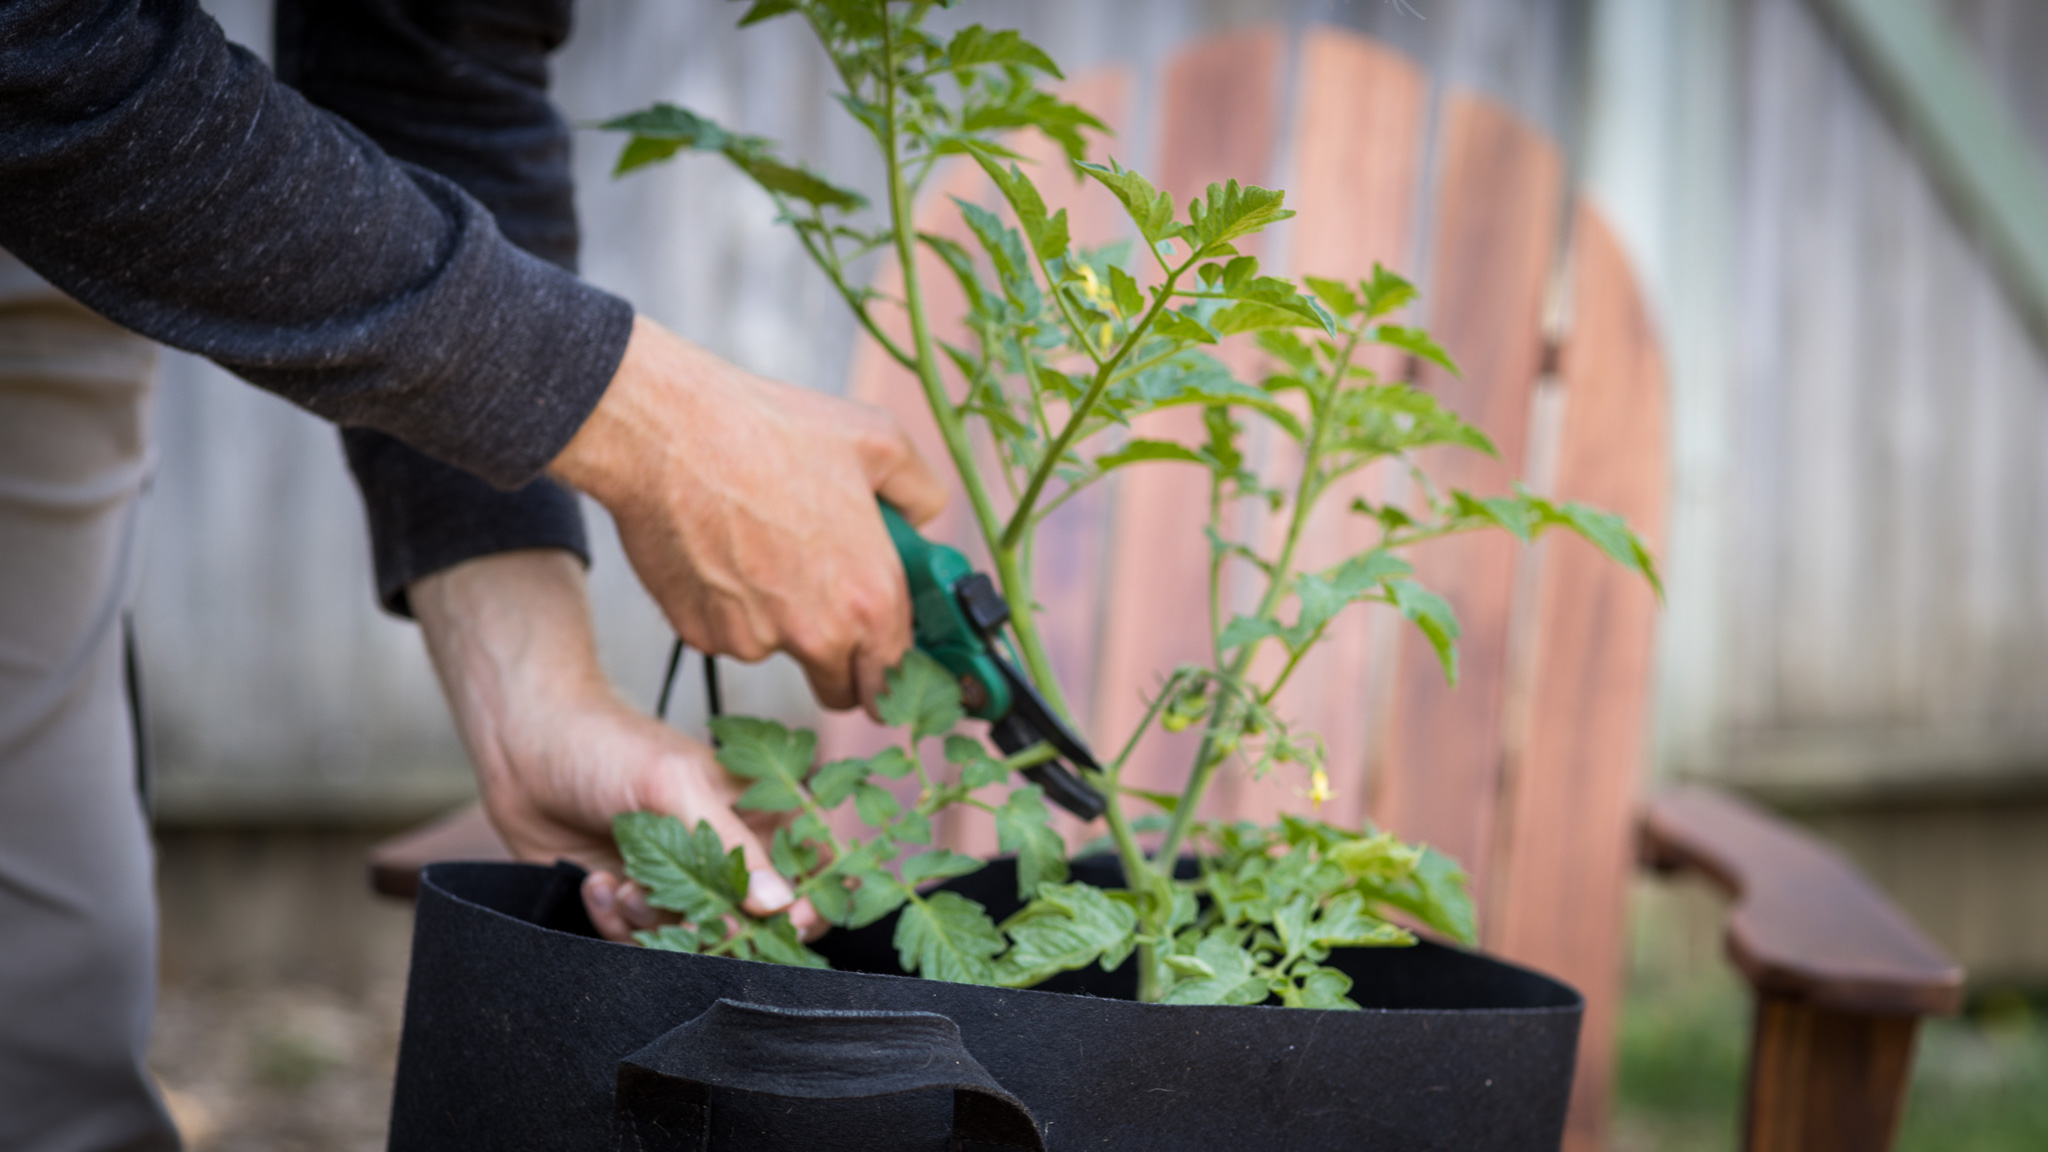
{"left": 0, "top": 0, "right": 627, "bottom": 487}
{"left": 409, "top": 549, "right": 610, "bottom": 801}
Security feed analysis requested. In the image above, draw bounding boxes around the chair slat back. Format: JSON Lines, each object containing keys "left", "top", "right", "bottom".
{"left": 1495, "top": 205, "right": 1671, "bottom": 1151}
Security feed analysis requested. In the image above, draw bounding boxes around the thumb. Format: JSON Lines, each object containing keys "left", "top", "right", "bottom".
{"left": 866, "top": 425, "right": 948, "bottom": 527}
{"left": 641, "top": 758, "right": 800, "bottom": 920}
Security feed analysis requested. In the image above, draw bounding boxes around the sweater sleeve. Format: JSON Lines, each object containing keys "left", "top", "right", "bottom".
{"left": 277, "top": 0, "right": 595, "bottom": 616}
{"left": 0, "top": 0, "right": 631, "bottom": 489}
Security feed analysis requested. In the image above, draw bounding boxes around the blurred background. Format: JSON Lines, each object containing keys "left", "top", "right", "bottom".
{"left": 142, "top": 0, "right": 2048, "bottom": 1147}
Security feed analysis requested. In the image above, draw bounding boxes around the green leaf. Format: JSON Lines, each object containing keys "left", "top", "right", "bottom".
{"left": 945, "top": 735, "right": 1008, "bottom": 789}
{"left": 1303, "top": 275, "right": 1362, "bottom": 318}
{"left": 769, "top": 824, "right": 820, "bottom": 878}
{"left": 1452, "top": 490, "right": 1540, "bottom": 542}
{"left": 1093, "top": 438, "right": 1208, "bottom": 473}
{"left": 1107, "top": 264, "right": 1145, "bottom": 318}
{"left": 1378, "top": 846, "right": 1477, "bottom": 946}
{"left": 895, "top": 891, "right": 1005, "bottom": 985}
{"left": 710, "top": 716, "right": 816, "bottom": 812}
{"left": 954, "top": 198, "right": 1038, "bottom": 305}
{"left": 867, "top": 746, "right": 919, "bottom": 780}
{"left": 1359, "top": 264, "right": 1418, "bottom": 318}
{"left": 1386, "top": 578, "right": 1461, "bottom": 685}
{"left": 1331, "top": 830, "right": 1422, "bottom": 886}
{"left": 996, "top": 882, "right": 1137, "bottom": 985}
{"left": 1111, "top": 351, "right": 1306, "bottom": 441}
{"left": 1075, "top": 159, "right": 1179, "bottom": 249}
{"left": 921, "top": 232, "right": 987, "bottom": 313}
{"left": 894, "top": 810, "right": 933, "bottom": 846}
{"left": 1162, "top": 934, "right": 1268, "bottom": 1005}
{"left": 1126, "top": 788, "right": 1181, "bottom": 814}
{"left": 635, "top": 923, "right": 704, "bottom": 953}
{"left": 1548, "top": 501, "right": 1665, "bottom": 599}
{"left": 809, "top": 757, "right": 871, "bottom": 808}
{"left": 995, "top": 785, "right": 1068, "bottom": 898}
{"left": 1309, "top": 891, "right": 1409, "bottom": 949}
{"left": 751, "top": 913, "right": 831, "bottom": 968}
{"left": 1154, "top": 309, "right": 1217, "bottom": 344}
{"left": 1280, "top": 549, "right": 1411, "bottom": 649}
{"left": 1218, "top": 614, "right": 1284, "bottom": 652}
{"left": 877, "top": 650, "right": 965, "bottom": 741}
{"left": 848, "top": 869, "right": 910, "bottom": 929}
{"left": 973, "top": 157, "right": 1071, "bottom": 261}
{"left": 1184, "top": 180, "right": 1295, "bottom": 252}
{"left": 736, "top": 0, "right": 800, "bottom": 27}
{"left": 1375, "top": 324, "right": 1459, "bottom": 375}
{"left": 599, "top": 103, "right": 865, "bottom": 209}
{"left": 1272, "top": 894, "right": 1317, "bottom": 961}
{"left": 961, "top": 86, "right": 1107, "bottom": 166}
{"left": 613, "top": 813, "right": 743, "bottom": 925}
{"left": 1327, "top": 383, "right": 1496, "bottom": 460}
{"left": 1162, "top": 953, "right": 1215, "bottom": 978}
{"left": 853, "top": 781, "right": 902, "bottom": 825}
{"left": 943, "top": 25, "right": 1062, "bottom": 77}
{"left": 1296, "top": 965, "right": 1360, "bottom": 1010}
{"left": 902, "top": 849, "right": 987, "bottom": 885}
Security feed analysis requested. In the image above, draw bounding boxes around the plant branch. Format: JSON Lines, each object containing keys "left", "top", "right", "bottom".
{"left": 879, "top": 19, "right": 1007, "bottom": 566}
{"left": 1152, "top": 322, "right": 1367, "bottom": 868}
{"left": 1001, "top": 269, "right": 1193, "bottom": 552}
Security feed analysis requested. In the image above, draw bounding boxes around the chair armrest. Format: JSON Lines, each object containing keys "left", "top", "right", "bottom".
{"left": 368, "top": 802, "right": 512, "bottom": 899}
{"left": 1641, "top": 786, "right": 1962, "bottom": 1016}
{"left": 1641, "top": 787, "right": 1964, "bottom": 1152}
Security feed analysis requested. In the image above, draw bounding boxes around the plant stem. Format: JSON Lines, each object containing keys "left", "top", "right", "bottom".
{"left": 1000, "top": 267, "right": 1191, "bottom": 553}
{"left": 1151, "top": 323, "right": 1366, "bottom": 869}
{"left": 878, "top": 21, "right": 1006, "bottom": 569}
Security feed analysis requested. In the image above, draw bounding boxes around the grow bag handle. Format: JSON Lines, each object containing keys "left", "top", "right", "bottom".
{"left": 614, "top": 998, "right": 1044, "bottom": 1152}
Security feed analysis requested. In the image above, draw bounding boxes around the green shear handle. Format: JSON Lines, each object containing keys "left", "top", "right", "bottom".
{"left": 879, "top": 503, "right": 1107, "bottom": 821}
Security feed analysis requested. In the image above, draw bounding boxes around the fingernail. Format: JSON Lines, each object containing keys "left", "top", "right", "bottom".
{"left": 584, "top": 876, "right": 614, "bottom": 913}
{"left": 749, "top": 869, "right": 795, "bottom": 912}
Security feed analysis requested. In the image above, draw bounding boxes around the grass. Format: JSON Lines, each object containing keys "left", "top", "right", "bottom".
{"left": 1615, "top": 880, "right": 2048, "bottom": 1151}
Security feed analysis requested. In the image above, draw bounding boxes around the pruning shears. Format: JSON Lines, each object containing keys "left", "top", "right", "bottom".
{"left": 880, "top": 503, "right": 1108, "bottom": 821}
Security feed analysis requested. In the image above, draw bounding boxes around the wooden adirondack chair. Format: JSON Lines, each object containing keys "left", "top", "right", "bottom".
{"left": 371, "top": 24, "right": 1962, "bottom": 1152}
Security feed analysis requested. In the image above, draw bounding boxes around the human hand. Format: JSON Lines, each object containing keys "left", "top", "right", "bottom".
{"left": 549, "top": 316, "right": 947, "bottom": 714}
{"left": 410, "top": 548, "right": 821, "bottom": 944}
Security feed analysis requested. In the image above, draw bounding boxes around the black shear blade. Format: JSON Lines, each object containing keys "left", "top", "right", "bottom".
{"left": 986, "top": 656, "right": 1106, "bottom": 820}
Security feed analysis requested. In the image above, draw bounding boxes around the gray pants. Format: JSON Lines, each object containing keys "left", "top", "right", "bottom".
{"left": 0, "top": 251, "right": 180, "bottom": 1151}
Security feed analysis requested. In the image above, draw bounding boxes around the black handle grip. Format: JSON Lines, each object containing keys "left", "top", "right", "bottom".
{"left": 614, "top": 999, "right": 1044, "bottom": 1152}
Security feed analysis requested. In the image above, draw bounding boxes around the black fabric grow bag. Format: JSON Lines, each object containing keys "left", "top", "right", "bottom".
{"left": 389, "top": 858, "right": 1582, "bottom": 1151}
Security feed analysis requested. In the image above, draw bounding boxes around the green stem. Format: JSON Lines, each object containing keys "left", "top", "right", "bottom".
{"left": 879, "top": 23, "right": 1006, "bottom": 567}
{"left": 1000, "top": 265, "right": 1193, "bottom": 554}
{"left": 792, "top": 214, "right": 916, "bottom": 371}
{"left": 1151, "top": 322, "right": 1367, "bottom": 869}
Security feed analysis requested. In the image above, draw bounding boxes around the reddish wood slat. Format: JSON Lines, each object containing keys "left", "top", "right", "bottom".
{"left": 1490, "top": 204, "right": 1669, "bottom": 1151}
{"left": 1371, "top": 95, "right": 1563, "bottom": 906}
{"left": 1206, "top": 28, "right": 1428, "bottom": 831}
{"left": 1092, "top": 27, "right": 1285, "bottom": 804}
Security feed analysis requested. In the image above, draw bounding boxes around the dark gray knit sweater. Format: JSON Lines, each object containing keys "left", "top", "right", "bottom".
{"left": 0, "top": 0, "right": 623, "bottom": 611}
{"left": 0, "top": 0, "right": 631, "bottom": 492}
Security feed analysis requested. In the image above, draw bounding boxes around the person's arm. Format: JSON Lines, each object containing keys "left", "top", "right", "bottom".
{"left": 4, "top": 0, "right": 947, "bottom": 706}
{"left": 408, "top": 549, "right": 818, "bottom": 943}
{"left": 0, "top": 0, "right": 623, "bottom": 488}
{"left": 277, "top": 0, "right": 593, "bottom": 613}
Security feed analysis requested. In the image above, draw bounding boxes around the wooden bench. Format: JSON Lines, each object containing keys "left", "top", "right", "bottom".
{"left": 373, "top": 24, "right": 1962, "bottom": 1152}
